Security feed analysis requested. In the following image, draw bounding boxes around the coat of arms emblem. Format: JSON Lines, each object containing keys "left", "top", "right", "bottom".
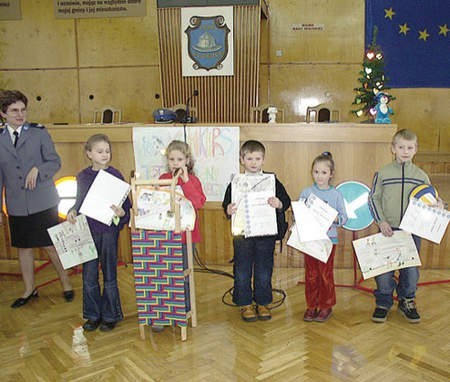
{"left": 185, "top": 15, "right": 230, "bottom": 71}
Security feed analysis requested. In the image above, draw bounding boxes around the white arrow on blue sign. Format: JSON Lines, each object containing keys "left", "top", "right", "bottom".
{"left": 336, "top": 181, "right": 374, "bottom": 231}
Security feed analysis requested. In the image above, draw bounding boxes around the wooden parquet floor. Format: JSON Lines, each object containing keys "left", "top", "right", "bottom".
{"left": 0, "top": 262, "right": 449, "bottom": 381}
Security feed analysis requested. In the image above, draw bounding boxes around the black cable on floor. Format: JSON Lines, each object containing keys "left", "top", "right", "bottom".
{"left": 221, "top": 287, "right": 286, "bottom": 309}
{"left": 193, "top": 248, "right": 287, "bottom": 309}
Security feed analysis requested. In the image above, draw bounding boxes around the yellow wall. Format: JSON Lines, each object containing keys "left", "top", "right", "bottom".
{"left": 1, "top": 0, "right": 449, "bottom": 152}
{"left": 0, "top": 0, "right": 161, "bottom": 123}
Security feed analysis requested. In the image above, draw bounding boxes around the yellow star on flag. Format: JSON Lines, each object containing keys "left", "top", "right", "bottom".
{"left": 438, "top": 24, "right": 449, "bottom": 37}
{"left": 399, "top": 23, "right": 410, "bottom": 36}
{"left": 419, "top": 29, "right": 430, "bottom": 41}
{"left": 384, "top": 8, "right": 395, "bottom": 20}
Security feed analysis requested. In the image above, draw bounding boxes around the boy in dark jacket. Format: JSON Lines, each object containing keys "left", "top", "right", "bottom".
{"left": 222, "top": 140, "right": 291, "bottom": 322}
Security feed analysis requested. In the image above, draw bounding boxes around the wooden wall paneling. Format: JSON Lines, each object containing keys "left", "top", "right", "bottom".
{"left": 269, "top": 0, "right": 364, "bottom": 63}
{"left": 0, "top": 70, "right": 80, "bottom": 125}
{"left": 78, "top": 67, "right": 161, "bottom": 124}
{"left": 267, "top": 64, "right": 362, "bottom": 123}
{"left": 0, "top": 1, "right": 77, "bottom": 69}
{"left": 157, "top": 6, "right": 260, "bottom": 123}
{"left": 76, "top": 16, "right": 160, "bottom": 68}
{"left": 392, "top": 89, "right": 450, "bottom": 152}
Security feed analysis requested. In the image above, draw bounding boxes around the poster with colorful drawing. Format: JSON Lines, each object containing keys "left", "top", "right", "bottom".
{"left": 132, "top": 126, "right": 240, "bottom": 201}
{"left": 352, "top": 230, "right": 421, "bottom": 279}
{"left": 48, "top": 215, "right": 98, "bottom": 270}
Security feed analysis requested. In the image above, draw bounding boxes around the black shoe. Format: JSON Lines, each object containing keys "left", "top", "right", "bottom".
{"left": 11, "top": 289, "right": 39, "bottom": 308}
{"left": 99, "top": 321, "right": 116, "bottom": 332}
{"left": 398, "top": 299, "right": 421, "bottom": 323}
{"left": 83, "top": 320, "right": 101, "bottom": 331}
{"left": 372, "top": 306, "right": 389, "bottom": 323}
{"left": 63, "top": 290, "right": 74, "bottom": 302}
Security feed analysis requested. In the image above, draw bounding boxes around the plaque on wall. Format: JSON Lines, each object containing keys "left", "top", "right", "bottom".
{"left": 181, "top": 6, "right": 234, "bottom": 77}
{"left": 0, "top": 0, "right": 22, "bottom": 20}
{"left": 54, "top": 0, "right": 146, "bottom": 19}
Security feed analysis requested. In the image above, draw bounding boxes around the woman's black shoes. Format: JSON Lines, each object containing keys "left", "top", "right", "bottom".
{"left": 63, "top": 290, "right": 75, "bottom": 302}
{"left": 11, "top": 289, "right": 73, "bottom": 308}
{"left": 11, "top": 289, "right": 39, "bottom": 308}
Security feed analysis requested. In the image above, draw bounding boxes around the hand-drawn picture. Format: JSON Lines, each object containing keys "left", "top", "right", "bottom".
{"left": 352, "top": 230, "right": 421, "bottom": 279}
{"left": 132, "top": 126, "right": 239, "bottom": 202}
{"left": 47, "top": 215, "right": 98, "bottom": 270}
{"left": 134, "top": 186, "right": 195, "bottom": 231}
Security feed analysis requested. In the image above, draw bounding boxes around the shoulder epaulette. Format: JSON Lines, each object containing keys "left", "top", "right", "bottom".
{"left": 29, "top": 122, "right": 46, "bottom": 129}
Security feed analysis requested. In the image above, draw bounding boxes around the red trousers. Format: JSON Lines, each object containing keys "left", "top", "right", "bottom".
{"left": 304, "top": 245, "right": 336, "bottom": 310}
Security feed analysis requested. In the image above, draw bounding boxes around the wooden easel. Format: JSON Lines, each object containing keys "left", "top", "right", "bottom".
{"left": 130, "top": 175, "right": 197, "bottom": 341}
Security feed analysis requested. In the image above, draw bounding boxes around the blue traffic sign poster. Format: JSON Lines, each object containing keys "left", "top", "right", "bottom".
{"left": 336, "top": 181, "right": 374, "bottom": 231}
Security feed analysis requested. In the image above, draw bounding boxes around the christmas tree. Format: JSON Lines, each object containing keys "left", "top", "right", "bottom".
{"left": 351, "top": 27, "right": 395, "bottom": 120}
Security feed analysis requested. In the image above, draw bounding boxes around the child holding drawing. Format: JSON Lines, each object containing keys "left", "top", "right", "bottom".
{"left": 368, "top": 129, "right": 439, "bottom": 324}
{"left": 67, "top": 134, "right": 131, "bottom": 332}
{"left": 222, "top": 140, "right": 291, "bottom": 322}
{"left": 152, "top": 140, "right": 206, "bottom": 332}
{"left": 298, "top": 152, "right": 347, "bottom": 323}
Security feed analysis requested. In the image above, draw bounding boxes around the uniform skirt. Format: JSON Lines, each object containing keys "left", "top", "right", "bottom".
{"left": 9, "top": 206, "right": 59, "bottom": 248}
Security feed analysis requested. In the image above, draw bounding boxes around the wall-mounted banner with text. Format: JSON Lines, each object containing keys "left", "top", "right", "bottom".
{"left": 54, "top": 0, "right": 146, "bottom": 19}
{"left": 181, "top": 6, "right": 234, "bottom": 77}
{"left": 0, "top": 0, "right": 21, "bottom": 20}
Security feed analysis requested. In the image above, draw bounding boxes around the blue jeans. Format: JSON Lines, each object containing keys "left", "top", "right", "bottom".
{"left": 83, "top": 230, "right": 123, "bottom": 323}
{"left": 374, "top": 233, "right": 421, "bottom": 309}
{"left": 232, "top": 236, "right": 276, "bottom": 306}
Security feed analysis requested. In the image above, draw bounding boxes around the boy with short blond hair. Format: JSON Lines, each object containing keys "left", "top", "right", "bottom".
{"left": 369, "top": 129, "right": 431, "bottom": 323}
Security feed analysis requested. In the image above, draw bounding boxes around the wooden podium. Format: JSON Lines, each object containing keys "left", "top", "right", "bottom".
{"left": 130, "top": 176, "right": 197, "bottom": 341}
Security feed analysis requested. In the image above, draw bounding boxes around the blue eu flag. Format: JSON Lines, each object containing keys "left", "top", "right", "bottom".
{"left": 365, "top": 0, "right": 450, "bottom": 88}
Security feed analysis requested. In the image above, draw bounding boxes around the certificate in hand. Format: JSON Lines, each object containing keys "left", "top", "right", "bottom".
{"left": 399, "top": 198, "right": 450, "bottom": 244}
{"left": 231, "top": 173, "right": 275, "bottom": 236}
{"left": 352, "top": 230, "right": 421, "bottom": 279}
{"left": 292, "top": 195, "right": 338, "bottom": 242}
{"left": 80, "top": 169, "right": 131, "bottom": 226}
{"left": 48, "top": 215, "right": 98, "bottom": 269}
{"left": 243, "top": 190, "right": 277, "bottom": 238}
{"left": 287, "top": 222, "right": 333, "bottom": 263}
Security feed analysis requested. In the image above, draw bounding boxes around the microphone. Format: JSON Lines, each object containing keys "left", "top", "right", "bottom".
{"left": 183, "top": 89, "right": 199, "bottom": 124}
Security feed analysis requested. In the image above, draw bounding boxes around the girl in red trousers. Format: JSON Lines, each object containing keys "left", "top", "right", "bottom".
{"left": 298, "top": 152, "right": 347, "bottom": 322}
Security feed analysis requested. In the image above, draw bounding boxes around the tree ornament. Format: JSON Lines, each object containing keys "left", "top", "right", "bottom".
{"left": 366, "top": 51, "right": 375, "bottom": 60}
{"left": 374, "top": 92, "right": 393, "bottom": 124}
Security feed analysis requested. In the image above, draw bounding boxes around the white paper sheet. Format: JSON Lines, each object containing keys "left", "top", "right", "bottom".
{"left": 134, "top": 186, "right": 195, "bottom": 231}
{"left": 243, "top": 190, "right": 277, "bottom": 238}
{"left": 352, "top": 230, "right": 421, "bottom": 279}
{"left": 399, "top": 198, "right": 450, "bottom": 244}
{"left": 230, "top": 173, "right": 275, "bottom": 236}
{"left": 292, "top": 195, "right": 338, "bottom": 242}
{"left": 287, "top": 223, "right": 333, "bottom": 263}
{"left": 47, "top": 215, "right": 98, "bottom": 269}
{"left": 80, "top": 169, "right": 130, "bottom": 226}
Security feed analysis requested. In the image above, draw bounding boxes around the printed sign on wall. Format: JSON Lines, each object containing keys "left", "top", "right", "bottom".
{"left": 181, "top": 6, "right": 234, "bottom": 77}
{"left": 0, "top": 0, "right": 21, "bottom": 20}
{"left": 54, "top": 0, "right": 146, "bottom": 19}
